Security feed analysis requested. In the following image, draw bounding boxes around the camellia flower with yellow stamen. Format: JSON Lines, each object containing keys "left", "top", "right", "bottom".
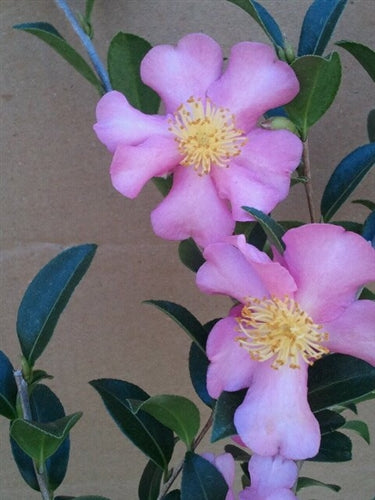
{"left": 94, "top": 33, "right": 302, "bottom": 246}
{"left": 196, "top": 224, "right": 375, "bottom": 459}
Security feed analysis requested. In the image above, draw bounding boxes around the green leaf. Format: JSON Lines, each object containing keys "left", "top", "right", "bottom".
{"left": 10, "top": 413, "right": 81, "bottom": 466}
{"left": 56, "top": 497, "right": 111, "bottom": 500}
{"left": 226, "top": 0, "right": 285, "bottom": 49}
{"left": 13, "top": 23, "right": 103, "bottom": 94}
{"left": 359, "top": 287, "right": 375, "bottom": 300}
{"left": 17, "top": 244, "right": 97, "bottom": 366}
{"left": 336, "top": 40, "right": 375, "bottom": 81}
{"left": 352, "top": 199, "right": 375, "bottom": 211}
{"left": 296, "top": 476, "right": 341, "bottom": 493}
{"left": 224, "top": 444, "right": 251, "bottom": 462}
{"left": 108, "top": 32, "right": 160, "bottom": 114}
{"left": 178, "top": 238, "right": 205, "bottom": 273}
{"left": 90, "top": 379, "right": 174, "bottom": 471}
{"left": 165, "top": 491, "right": 181, "bottom": 500}
{"left": 181, "top": 452, "right": 228, "bottom": 500}
{"left": 285, "top": 53, "right": 341, "bottom": 139}
{"left": 137, "top": 395, "right": 200, "bottom": 449}
{"left": 242, "top": 207, "right": 285, "bottom": 253}
{"left": 152, "top": 175, "right": 173, "bottom": 197}
{"left": 308, "top": 354, "right": 375, "bottom": 412}
{"left": 0, "top": 351, "right": 17, "bottom": 419}
{"left": 189, "top": 342, "right": 214, "bottom": 408}
{"left": 315, "top": 410, "right": 345, "bottom": 436}
{"left": 211, "top": 390, "right": 246, "bottom": 442}
{"left": 309, "top": 431, "right": 352, "bottom": 462}
{"left": 331, "top": 220, "right": 363, "bottom": 234}
{"left": 138, "top": 459, "right": 163, "bottom": 500}
{"left": 363, "top": 210, "right": 375, "bottom": 246}
{"left": 29, "top": 369, "right": 54, "bottom": 385}
{"left": 320, "top": 143, "right": 375, "bottom": 221}
{"left": 368, "top": 109, "right": 375, "bottom": 142}
{"left": 298, "top": 0, "right": 348, "bottom": 56}
{"left": 144, "top": 300, "right": 207, "bottom": 352}
{"left": 342, "top": 420, "right": 370, "bottom": 444}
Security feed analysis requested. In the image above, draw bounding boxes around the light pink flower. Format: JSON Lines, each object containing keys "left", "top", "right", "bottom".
{"left": 196, "top": 224, "right": 375, "bottom": 459}
{"left": 201, "top": 452, "right": 236, "bottom": 500}
{"left": 94, "top": 33, "right": 302, "bottom": 246}
{"left": 239, "top": 454, "right": 298, "bottom": 500}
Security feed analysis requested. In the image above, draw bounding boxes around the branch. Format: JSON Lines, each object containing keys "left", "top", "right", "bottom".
{"left": 302, "top": 139, "right": 317, "bottom": 223}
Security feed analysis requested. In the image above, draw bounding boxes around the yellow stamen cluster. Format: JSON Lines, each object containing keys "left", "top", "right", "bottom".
{"left": 168, "top": 96, "right": 247, "bottom": 175}
{"left": 236, "top": 296, "right": 329, "bottom": 369}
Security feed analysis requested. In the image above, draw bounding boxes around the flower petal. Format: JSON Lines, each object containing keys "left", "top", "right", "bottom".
{"left": 151, "top": 166, "right": 235, "bottom": 246}
{"left": 141, "top": 33, "right": 223, "bottom": 113}
{"left": 234, "top": 362, "right": 320, "bottom": 460}
{"left": 282, "top": 224, "right": 375, "bottom": 322}
{"left": 324, "top": 299, "right": 375, "bottom": 365}
{"left": 94, "top": 91, "right": 167, "bottom": 152}
{"left": 206, "top": 314, "right": 256, "bottom": 399}
{"left": 213, "top": 129, "right": 302, "bottom": 221}
{"left": 208, "top": 42, "right": 299, "bottom": 130}
{"left": 110, "top": 135, "right": 180, "bottom": 198}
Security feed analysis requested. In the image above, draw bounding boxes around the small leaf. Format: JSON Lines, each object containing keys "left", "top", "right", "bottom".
{"left": 137, "top": 395, "right": 200, "bottom": 449}
{"left": 164, "top": 491, "right": 181, "bottom": 500}
{"left": 315, "top": 410, "right": 345, "bottom": 436}
{"left": 138, "top": 459, "right": 163, "bottom": 500}
{"left": 362, "top": 211, "right": 375, "bottom": 247}
{"left": 286, "top": 53, "right": 341, "bottom": 139}
{"left": 224, "top": 444, "right": 251, "bottom": 462}
{"left": 359, "top": 288, "right": 375, "bottom": 300}
{"left": 13, "top": 23, "right": 103, "bottom": 93}
{"left": 342, "top": 420, "right": 370, "bottom": 444}
{"left": 181, "top": 452, "right": 228, "bottom": 500}
{"left": 189, "top": 342, "right": 214, "bottom": 408}
{"left": 178, "top": 238, "right": 205, "bottom": 273}
{"left": 90, "top": 379, "right": 174, "bottom": 471}
{"left": 17, "top": 244, "right": 97, "bottom": 366}
{"left": 321, "top": 143, "right": 375, "bottom": 221}
{"left": 308, "top": 354, "right": 375, "bottom": 412}
{"left": 10, "top": 413, "right": 82, "bottom": 465}
{"left": 245, "top": 222, "right": 267, "bottom": 250}
{"left": 211, "top": 390, "right": 246, "bottom": 442}
{"left": 227, "top": 0, "right": 285, "bottom": 48}
{"left": 144, "top": 300, "right": 207, "bottom": 352}
{"left": 242, "top": 207, "right": 285, "bottom": 253}
{"left": 309, "top": 431, "right": 352, "bottom": 462}
{"left": 352, "top": 199, "right": 375, "bottom": 211}
{"left": 0, "top": 351, "right": 17, "bottom": 419}
{"left": 336, "top": 40, "right": 375, "bottom": 81}
{"left": 331, "top": 220, "right": 363, "bottom": 234}
{"left": 298, "top": 0, "right": 348, "bottom": 56}
{"left": 30, "top": 369, "right": 54, "bottom": 385}
{"left": 108, "top": 32, "right": 160, "bottom": 114}
{"left": 368, "top": 109, "right": 375, "bottom": 142}
{"left": 152, "top": 175, "right": 173, "bottom": 197}
{"left": 296, "top": 476, "right": 341, "bottom": 493}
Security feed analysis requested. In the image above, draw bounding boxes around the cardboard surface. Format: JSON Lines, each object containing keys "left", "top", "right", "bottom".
{"left": 1, "top": 1, "right": 374, "bottom": 498}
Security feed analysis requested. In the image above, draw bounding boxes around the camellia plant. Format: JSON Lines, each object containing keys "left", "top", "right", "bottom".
{"left": 1, "top": 0, "right": 375, "bottom": 499}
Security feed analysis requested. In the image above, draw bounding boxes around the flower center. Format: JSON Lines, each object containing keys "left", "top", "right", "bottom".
{"left": 236, "top": 296, "right": 329, "bottom": 369}
{"left": 168, "top": 96, "right": 247, "bottom": 175}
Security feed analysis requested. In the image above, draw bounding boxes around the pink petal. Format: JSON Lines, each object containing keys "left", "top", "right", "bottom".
{"left": 94, "top": 91, "right": 167, "bottom": 152}
{"left": 208, "top": 42, "right": 299, "bottom": 130}
{"left": 212, "top": 129, "right": 302, "bottom": 220}
{"left": 282, "top": 224, "right": 375, "bottom": 323}
{"left": 234, "top": 361, "right": 320, "bottom": 460}
{"left": 324, "top": 299, "right": 375, "bottom": 365}
{"left": 110, "top": 135, "right": 180, "bottom": 198}
{"left": 206, "top": 315, "right": 256, "bottom": 399}
{"left": 141, "top": 33, "right": 223, "bottom": 113}
{"left": 150, "top": 167, "right": 234, "bottom": 246}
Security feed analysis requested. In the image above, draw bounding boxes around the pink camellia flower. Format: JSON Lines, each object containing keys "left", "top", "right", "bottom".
{"left": 201, "top": 452, "right": 236, "bottom": 500}
{"left": 94, "top": 33, "right": 302, "bottom": 246}
{"left": 239, "top": 454, "right": 298, "bottom": 500}
{"left": 196, "top": 224, "right": 375, "bottom": 459}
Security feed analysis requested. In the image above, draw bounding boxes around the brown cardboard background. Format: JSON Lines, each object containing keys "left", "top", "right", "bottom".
{"left": 1, "top": 1, "right": 374, "bottom": 498}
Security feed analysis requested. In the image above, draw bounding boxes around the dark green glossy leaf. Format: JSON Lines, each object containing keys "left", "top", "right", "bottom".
{"left": 227, "top": 0, "right": 284, "bottom": 48}
{"left": 178, "top": 238, "right": 205, "bottom": 273}
{"left": 13, "top": 23, "right": 103, "bottom": 94}
{"left": 108, "top": 32, "right": 160, "bottom": 114}
{"left": 363, "top": 210, "right": 375, "bottom": 247}
{"left": 137, "top": 395, "right": 200, "bottom": 449}
{"left": 165, "top": 491, "right": 181, "bottom": 500}
{"left": 144, "top": 300, "right": 207, "bottom": 352}
{"left": 224, "top": 444, "right": 251, "bottom": 462}
{"left": 286, "top": 53, "right": 341, "bottom": 139}
{"left": 321, "top": 143, "right": 375, "bottom": 221}
{"left": 242, "top": 207, "right": 285, "bottom": 253}
{"left": 181, "top": 452, "right": 228, "bottom": 500}
{"left": 352, "top": 199, "right": 375, "bottom": 211}
{"left": 336, "top": 40, "right": 375, "bottom": 81}
{"left": 138, "top": 459, "right": 163, "bottom": 500}
{"left": 17, "top": 244, "right": 97, "bottom": 366}
{"left": 296, "top": 476, "right": 341, "bottom": 493}
{"left": 245, "top": 222, "right": 267, "bottom": 250}
{"left": 298, "top": 0, "right": 348, "bottom": 56}
{"left": 315, "top": 410, "right": 345, "bottom": 436}
{"left": 211, "top": 390, "right": 246, "bottom": 442}
{"left": 342, "top": 420, "right": 370, "bottom": 444}
{"left": 368, "top": 109, "right": 375, "bottom": 142}
{"left": 30, "top": 369, "right": 54, "bottom": 385}
{"left": 57, "top": 497, "right": 111, "bottom": 500}
{"left": 331, "top": 221, "right": 363, "bottom": 234}
{"left": 90, "top": 379, "right": 174, "bottom": 471}
{"left": 0, "top": 351, "right": 17, "bottom": 419}
{"left": 308, "top": 354, "right": 375, "bottom": 412}
{"left": 309, "top": 431, "right": 352, "bottom": 462}
{"left": 153, "top": 175, "right": 173, "bottom": 197}
{"left": 189, "top": 342, "right": 214, "bottom": 408}
{"left": 359, "top": 288, "right": 375, "bottom": 300}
